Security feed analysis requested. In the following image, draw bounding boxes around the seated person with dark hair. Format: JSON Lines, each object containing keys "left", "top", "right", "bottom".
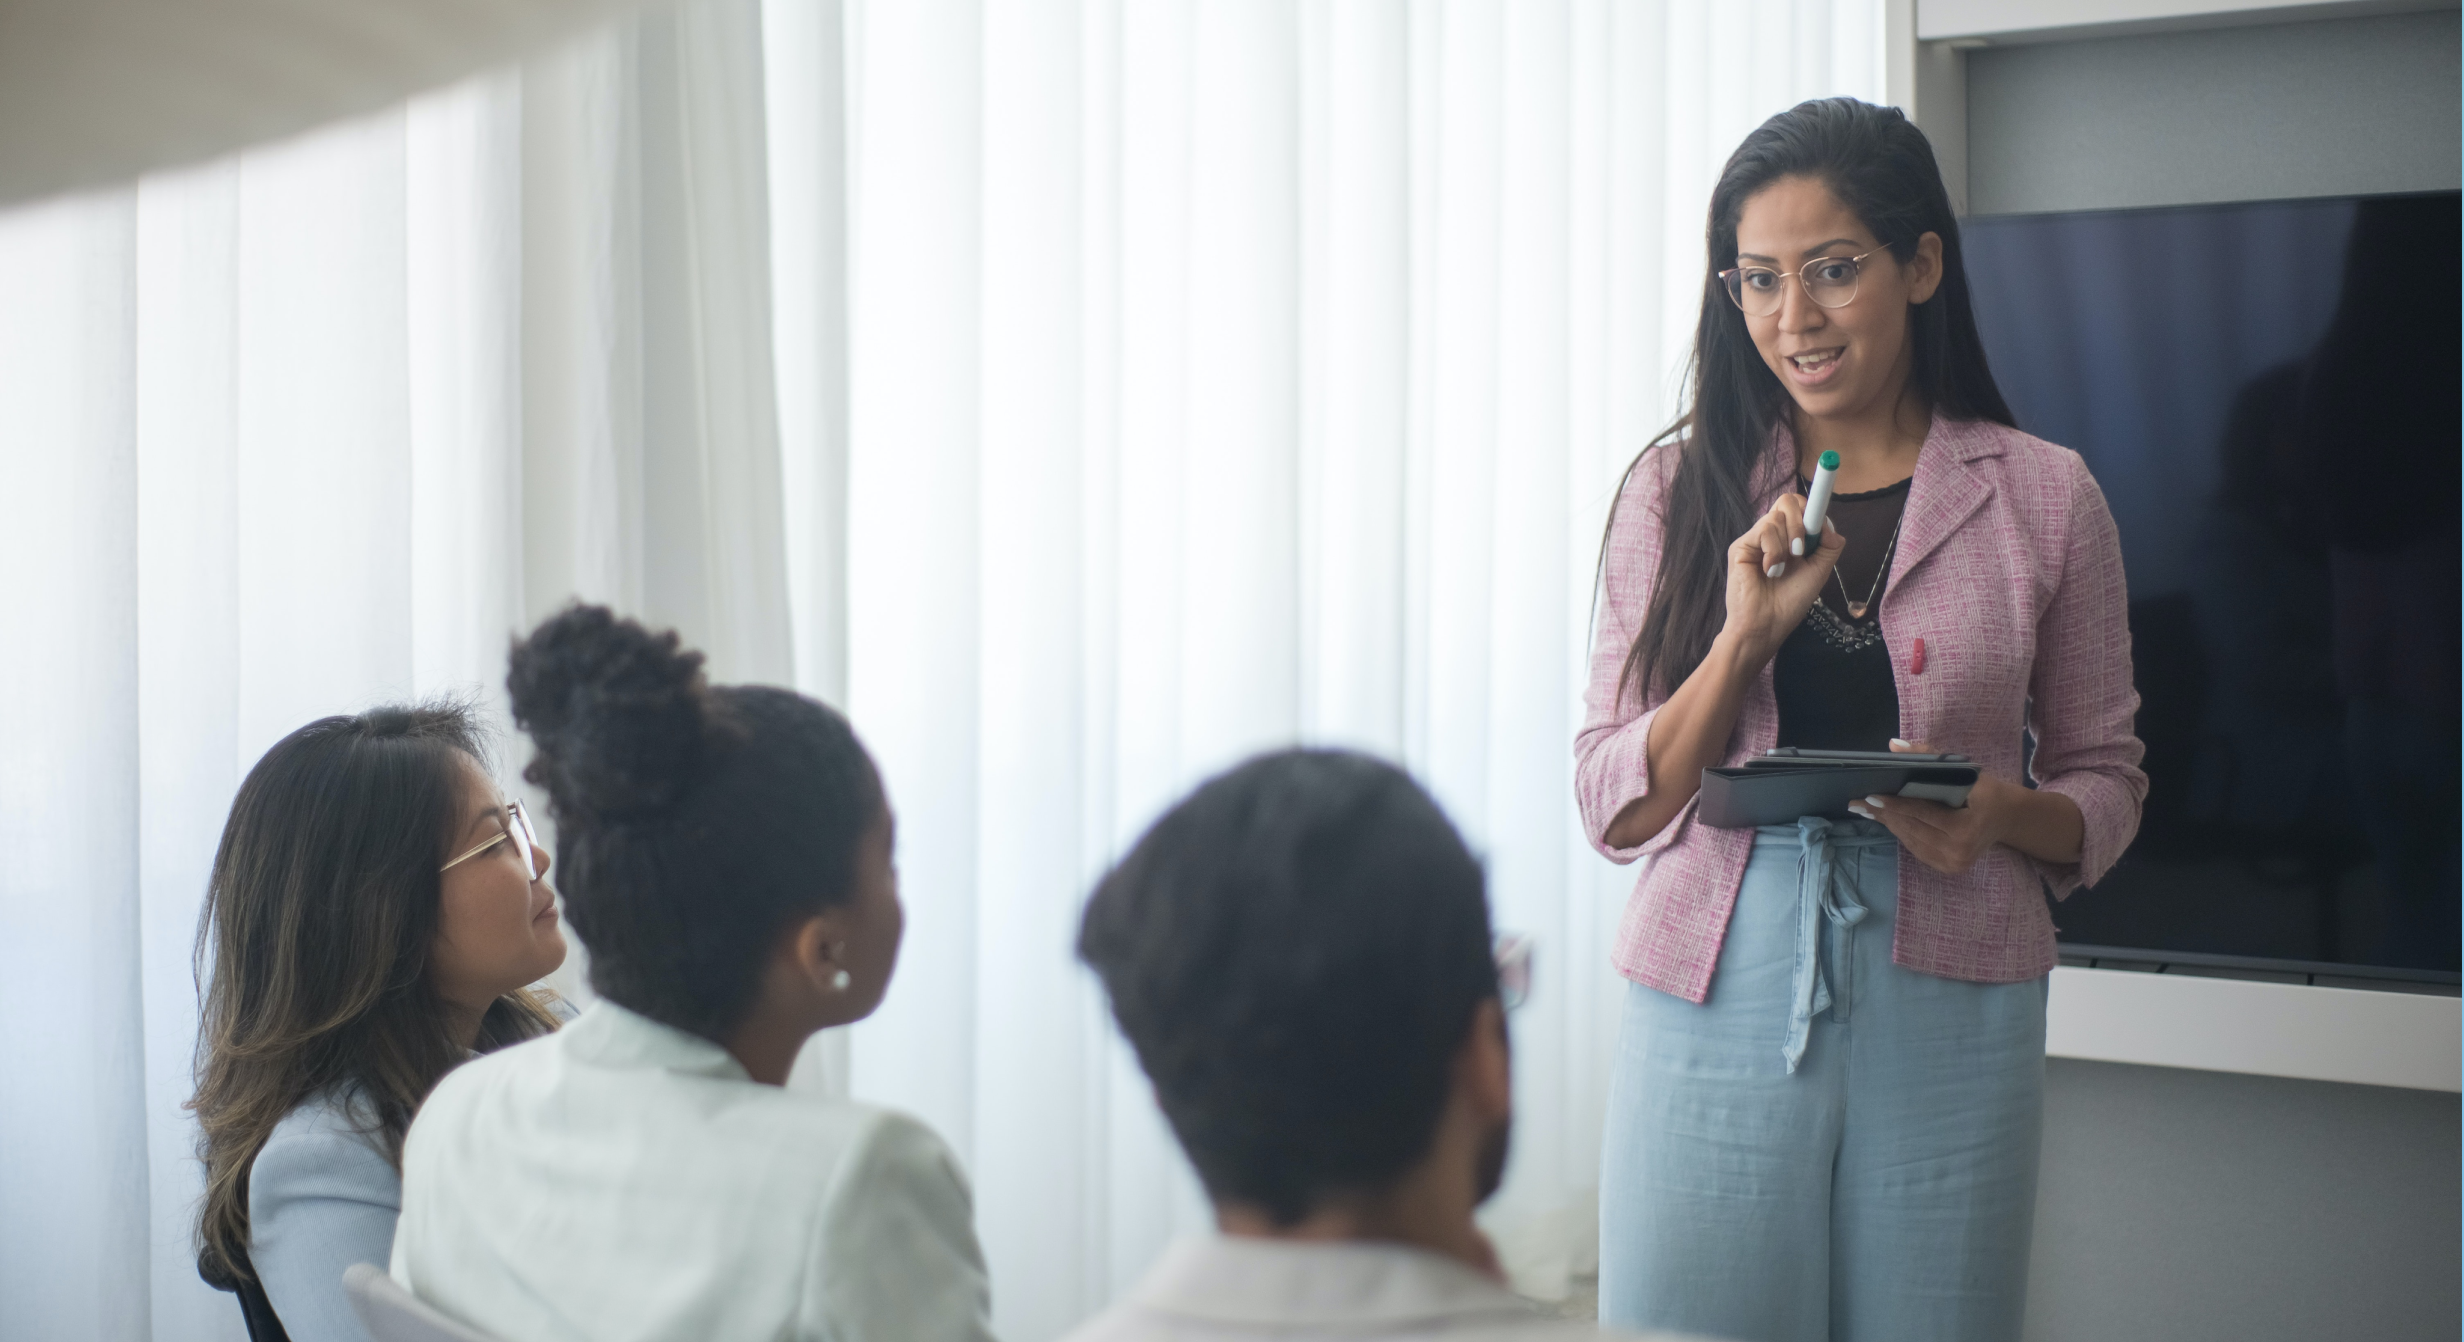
{"left": 390, "top": 607, "right": 991, "bottom": 1342}
{"left": 1072, "top": 749, "right": 1705, "bottom": 1342}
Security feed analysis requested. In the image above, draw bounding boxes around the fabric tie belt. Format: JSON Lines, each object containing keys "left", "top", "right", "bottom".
{"left": 1779, "top": 815, "right": 1893, "bottom": 1074}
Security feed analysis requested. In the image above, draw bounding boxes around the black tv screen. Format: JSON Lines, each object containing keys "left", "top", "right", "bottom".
{"left": 1964, "top": 192, "right": 2459, "bottom": 980}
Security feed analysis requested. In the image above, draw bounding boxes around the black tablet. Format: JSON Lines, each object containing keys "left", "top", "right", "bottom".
{"left": 1696, "top": 749, "right": 1981, "bottom": 829}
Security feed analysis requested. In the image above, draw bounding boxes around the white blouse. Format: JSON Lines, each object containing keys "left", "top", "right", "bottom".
{"left": 391, "top": 1001, "right": 994, "bottom": 1342}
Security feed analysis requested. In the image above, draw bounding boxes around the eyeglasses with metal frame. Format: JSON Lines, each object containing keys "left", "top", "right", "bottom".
{"left": 440, "top": 799, "right": 543, "bottom": 882}
{"left": 1718, "top": 245, "right": 1894, "bottom": 316}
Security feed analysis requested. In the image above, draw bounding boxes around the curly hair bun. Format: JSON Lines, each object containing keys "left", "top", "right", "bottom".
{"left": 507, "top": 605, "right": 710, "bottom": 819}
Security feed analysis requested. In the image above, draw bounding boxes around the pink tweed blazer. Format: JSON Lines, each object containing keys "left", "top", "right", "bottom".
{"left": 1577, "top": 416, "right": 2147, "bottom": 1004}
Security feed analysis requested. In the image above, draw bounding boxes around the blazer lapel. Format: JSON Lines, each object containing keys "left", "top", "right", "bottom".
{"left": 1884, "top": 418, "right": 1997, "bottom": 608}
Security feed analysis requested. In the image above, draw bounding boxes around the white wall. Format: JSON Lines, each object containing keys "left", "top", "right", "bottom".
{"left": 2029, "top": 1060, "right": 2460, "bottom": 1342}
{"left": 1965, "top": 7, "right": 2462, "bottom": 214}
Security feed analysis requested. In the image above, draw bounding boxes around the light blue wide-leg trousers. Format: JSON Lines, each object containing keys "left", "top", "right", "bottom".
{"left": 1598, "top": 818, "right": 2046, "bottom": 1342}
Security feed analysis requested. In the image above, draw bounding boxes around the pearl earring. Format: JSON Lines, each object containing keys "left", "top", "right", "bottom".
{"left": 830, "top": 969, "right": 852, "bottom": 992}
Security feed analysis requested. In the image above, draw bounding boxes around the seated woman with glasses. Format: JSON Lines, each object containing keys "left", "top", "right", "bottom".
{"left": 388, "top": 605, "right": 992, "bottom": 1342}
{"left": 193, "top": 705, "right": 569, "bottom": 1342}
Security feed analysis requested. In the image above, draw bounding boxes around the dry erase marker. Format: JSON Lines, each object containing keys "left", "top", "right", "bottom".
{"left": 1795, "top": 450, "right": 1839, "bottom": 557}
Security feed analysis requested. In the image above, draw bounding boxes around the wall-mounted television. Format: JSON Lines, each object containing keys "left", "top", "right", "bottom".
{"left": 1963, "top": 192, "right": 2459, "bottom": 985}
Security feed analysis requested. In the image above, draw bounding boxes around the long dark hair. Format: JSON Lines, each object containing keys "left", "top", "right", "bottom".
{"left": 1609, "top": 97, "right": 2014, "bottom": 706}
{"left": 192, "top": 704, "right": 559, "bottom": 1290}
{"left": 506, "top": 605, "right": 883, "bottom": 1042}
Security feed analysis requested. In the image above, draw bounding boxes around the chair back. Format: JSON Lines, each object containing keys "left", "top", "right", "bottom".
{"left": 232, "top": 1263, "right": 293, "bottom": 1342}
{"left": 341, "top": 1264, "right": 501, "bottom": 1342}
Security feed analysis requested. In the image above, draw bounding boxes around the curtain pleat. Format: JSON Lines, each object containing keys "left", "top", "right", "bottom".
{"left": 133, "top": 166, "right": 248, "bottom": 1342}
{"left": 0, "top": 188, "right": 148, "bottom": 1342}
{"left": 839, "top": 0, "right": 988, "bottom": 1179}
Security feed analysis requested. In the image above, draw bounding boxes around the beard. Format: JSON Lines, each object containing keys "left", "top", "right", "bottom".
{"left": 1473, "top": 1114, "right": 1512, "bottom": 1204}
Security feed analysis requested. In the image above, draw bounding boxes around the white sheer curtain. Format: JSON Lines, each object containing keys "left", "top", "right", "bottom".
{"left": 0, "top": 1, "right": 1880, "bottom": 1337}
{"left": 809, "top": 1, "right": 1883, "bottom": 1335}
{"left": 0, "top": 4, "right": 789, "bottom": 1336}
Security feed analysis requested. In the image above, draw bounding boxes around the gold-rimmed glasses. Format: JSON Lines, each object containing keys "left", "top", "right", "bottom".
{"left": 1719, "top": 245, "right": 1893, "bottom": 316}
{"left": 442, "top": 799, "right": 542, "bottom": 883}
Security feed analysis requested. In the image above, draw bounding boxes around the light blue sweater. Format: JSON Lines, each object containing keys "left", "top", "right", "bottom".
{"left": 249, "top": 1089, "right": 397, "bottom": 1342}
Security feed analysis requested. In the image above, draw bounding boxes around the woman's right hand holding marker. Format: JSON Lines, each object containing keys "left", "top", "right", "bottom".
{"left": 1720, "top": 491, "right": 1844, "bottom": 668}
{"left": 1606, "top": 488, "right": 1844, "bottom": 853}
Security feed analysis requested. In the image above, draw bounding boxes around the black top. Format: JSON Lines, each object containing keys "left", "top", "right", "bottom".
{"left": 1774, "top": 475, "right": 1911, "bottom": 752}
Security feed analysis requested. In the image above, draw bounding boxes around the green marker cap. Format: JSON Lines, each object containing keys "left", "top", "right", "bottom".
{"left": 1818, "top": 450, "right": 1840, "bottom": 470}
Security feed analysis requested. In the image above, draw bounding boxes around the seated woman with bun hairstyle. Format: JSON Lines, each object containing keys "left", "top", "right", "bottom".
{"left": 389, "top": 605, "right": 993, "bottom": 1342}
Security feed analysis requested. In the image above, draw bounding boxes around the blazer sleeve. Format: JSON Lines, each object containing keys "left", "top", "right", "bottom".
{"left": 249, "top": 1106, "right": 400, "bottom": 1342}
{"left": 1576, "top": 449, "right": 1691, "bottom": 862}
{"left": 807, "top": 1111, "right": 995, "bottom": 1342}
{"left": 2026, "top": 455, "right": 2149, "bottom": 898}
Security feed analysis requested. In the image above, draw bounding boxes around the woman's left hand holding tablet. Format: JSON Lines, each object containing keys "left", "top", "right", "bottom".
{"left": 1848, "top": 738, "right": 2010, "bottom": 875}
{"left": 1852, "top": 738, "right": 2089, "bottom": 873}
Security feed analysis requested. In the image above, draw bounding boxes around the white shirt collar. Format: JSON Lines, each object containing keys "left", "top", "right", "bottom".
{"left": 558, "top": 1000, "right": 753, "bottom": 1082}
{"left": 1124, "top": 1235, "right": 1543, "bottom": 1329}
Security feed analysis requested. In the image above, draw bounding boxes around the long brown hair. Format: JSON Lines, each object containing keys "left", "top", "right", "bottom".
{"left": 190, "top": 702, "right": 558, "bottom": 1290}
{"left": 1607, "top": 98, "right": 2014, "bottom": 707}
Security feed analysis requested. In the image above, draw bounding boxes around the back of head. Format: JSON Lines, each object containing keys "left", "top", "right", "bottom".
{"left": 506, "top": 604, "right": 881, "bottom": 1042}
{"left": 193, "top": 702, "right": 552, "bottom": 1290}
{"left": 1077, "top": 749, "right": 1498, "bottom": 1225}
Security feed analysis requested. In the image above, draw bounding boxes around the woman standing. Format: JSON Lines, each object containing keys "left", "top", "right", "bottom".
{"left": 193, "top": 705, "right": 567, "bottom": 1341}
{"left": 1580, "top": 98, "right": 2145, "bottom": 1342}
